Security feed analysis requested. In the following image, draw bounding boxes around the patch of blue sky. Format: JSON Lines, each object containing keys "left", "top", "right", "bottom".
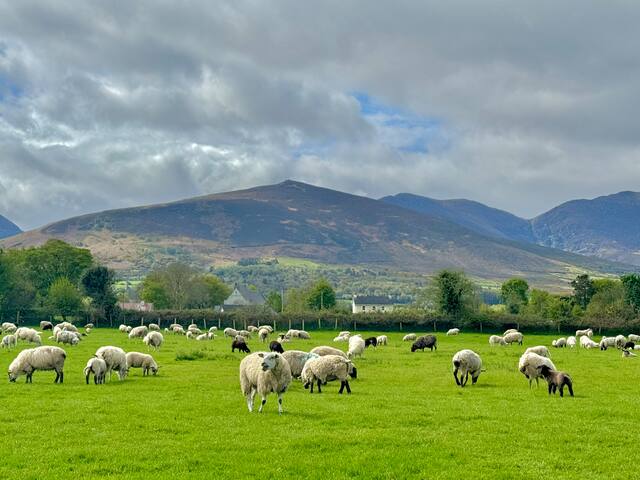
{"left": 0, "top": 75, "right": 24, "bottom": 102}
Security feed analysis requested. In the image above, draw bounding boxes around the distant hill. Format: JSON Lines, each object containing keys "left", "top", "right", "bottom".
{"left": 1, "top": 180, "right": 629, "bottom": 287}
{"left": 0, "top": 214, "right": 21, "bottom": 239}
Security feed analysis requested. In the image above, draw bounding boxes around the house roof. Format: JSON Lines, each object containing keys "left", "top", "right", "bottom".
{"left": 226, "top": 285, "right": 265, "bottom": 305}
{"left": 352, "top": 295, "right": 395, "bottom": 305}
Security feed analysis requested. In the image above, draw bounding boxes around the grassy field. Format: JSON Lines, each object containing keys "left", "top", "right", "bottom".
{"left": 0, "top": 328, "right": 638, "bottom": 479}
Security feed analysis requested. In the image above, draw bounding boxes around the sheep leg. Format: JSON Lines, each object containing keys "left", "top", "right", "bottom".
{"left": 345, "top": 380, "right": 351, "bottom": 394}
{"left": 559, "top": 384, "right": 564, "bottom": 397}
{"left": 453, "top": 368, "right": 460, "bottom": 386}
{"left": 339, "top": 381, "right": 345, "bottom": 394}
{"left": 258, "top": 396, "right": 267, "bottom": 413}
{"left": 86, "top": 373, "right": 91, "bottom": 385}
{"left": 566, "top": 381, "right": 574, "bottom": 397}
{"left": 247, "top": 387, "right": 256, "bottom": 412}
{"left": 59, "top": 371, "right": 63, "bottom": 384}
{"left": 277, "top": 393, "right": 284, "bottom": 415}
{"left": 316, "top": 379, "right": 322, "bottom": 393}
{"left": 548, "top": 383, "right": 552, "bottom": 395}
{"left": 309, "top": 380, "right": 314, "bottom": 393}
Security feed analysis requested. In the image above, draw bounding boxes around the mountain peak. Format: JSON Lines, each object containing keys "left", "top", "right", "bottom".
{"left": 0, "top": 214, "right": 21, "bottom": 240}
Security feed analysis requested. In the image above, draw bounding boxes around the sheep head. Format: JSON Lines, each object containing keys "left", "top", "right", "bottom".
{"left": 258, "top": 353, "right": 280, "bottom": 372}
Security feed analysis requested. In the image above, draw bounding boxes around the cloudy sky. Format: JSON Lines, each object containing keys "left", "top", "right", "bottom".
{"left": 1, "top": 1, "right": 639, "bottom": 230}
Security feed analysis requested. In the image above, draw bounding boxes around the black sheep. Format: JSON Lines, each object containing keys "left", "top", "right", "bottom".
{"left": 232, "top": 339, "right": 250, "bottom": 353}
{"left": 269, "top": 341, "right": 284, "bottom": 353}
{"left": 364, "top": 337, "right": 378, "bottom": 348}
{"left": 624, "top": 341, "right": 636, "bottom": 350}
{"left": 539, "top": 364, "right": 574, "bottom": 397}
{"left": 411, "top": 334, "right": 437, "bottom": 352}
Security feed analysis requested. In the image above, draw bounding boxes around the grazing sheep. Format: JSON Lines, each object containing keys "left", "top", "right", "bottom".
{"left": 232, "top": 338, "right": 251, "bottom": 354}
{"left": 258, "top": 328, "right": 270, "bottom": 343}
{"left": 503, "top": 329, "right": 519, "bottom": 336}
{"left": 128, "top": 326, "right": 148, "bottom": 339}
{"left": 301, "top": 355, "right": 357, "bottom": 394}
{"left": 239, "top": 352, "right": 292, "bottom": 414}
{"left": 376, "top": 335, "right": 388, "bottom": 346}
{"left": 126, "top": 352, "right": 159, "bottom": 376}
{"left": 196, "top": 333, "right": 214, "bottom": 341}
{"left": 55, "top": 330, "right": 79, "bottom": 346}
{"left": 40, "top": 321, "right": 53, "bottom": 331}
{"left": 489, "top": 335, "right": 507, "bottom": 346}
{"left": 446, "top": 328, "right": 460, "bottom": 336}
{"left": 347, "top": 335, "right": 366, "bottom": 359}
{"left": 628, "top": 334, "right": 640, "bottom": 343}
{"left": 84, "top": 356, "right": 107, "bottom": 384}
{"left": 238, "top": 330, "right": 251, "bottom": 339}
{"left": 297, "top": 330, "right": 311, "bottom": 340}
{"left": 189, "top": 327, "right": 203, "bottom": 336}
{"left": 119, "top": 324, "right": 128, "bottom": 333}
{"left": 402, "top": 334, "right": 417, "bottom": 342}
{"left": 224, "top": 327, "right": 239, "bottom": 338}
{"left": 333, "top": 335, "right": 349, "bottom": 342}
{"left": 186, "top": 331, "right": 197, "bottom": 340}
{"left": 95, "top": 346, "right": 128, "bottom": 381}
{"left": 452, "top": 349, "right": 482, "bottom": 387}
{"left": 8, "top": 346, "right": 67, "bottom": 383}
{"left": 538, "top": 364, "right": 574, "bottom": 397}
{"left": 1, "top": 322, "right": 17, "bottom": 333}
{"left": 576, "top": 328, "right": 593, "bottom": 338}
{"left": 277, "top": 334, "right": 290, "bottom": 343}
{"left": 282, "top": 350, "right": 320, "bottom": 378}
{"left": 1, "top": 334, "right": 17, "bottom": 349}
{"left": 504, "top": 332, "right": 524, "bottom": 345}
{"left": 15, "top": 327, "right": 42, "bottom": 346}
{"left": 85, "top": 327, "right": 92, "bottom": 334}
{"left": 187, "top": 323, "right": 200, "bottom": 332}
{"left": 615, "top": 335, "right": 627, "bottom": 349}
{"left": 269, "top": 341, "right": 284, "bottom": 354}
{"left": 524, "top": 346, "right": 550, "bottom": 358}
{"left": 411, "top": 335, "right": 437, "bottom": 352}
{"left": 126, "top": 326, "right": 132, "bottom": 333}
{"left": 209, "top": 326, "right": 218, "bottom": 333}
{"left": 553, "top": 338, "right": 567, "bottom": 348}
{"left": 148, "top": 323, "right": 160, "bottom": 331}
{"left": 143, "top": 331, "right": 164, "bottom": 351}
{"left": 310, "top": 346, "right": 348, "bottom": 359}
{"left": 567, "top": 336, "right": 577, "bottom": 348}
{"left": 600, "top": 337, "right": 616, "bottom": 350}
{"left": 247, "top": 326, "right": 259, "bottom": 333}
{"left": 85, "top": 323, "right": 94, "bottom": 329}
{"left": 580, "top": 336, "right": 599, "bottom": 349}
{"left": 56, "top": 322, "right": 78, "bottom": 332}
{"left": 519, "top": 352, "right": 556, "bottom": 388}
{"left": 623, "top": 349, "right": 637, "bottom": 357}
{"left": 364, "top": 337, "right": 378, "bottom": 348}
{"left": 624, "top": 341, "right": 636, "bottom": 350}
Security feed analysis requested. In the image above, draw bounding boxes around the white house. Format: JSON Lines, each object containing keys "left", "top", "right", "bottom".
{"left": 352, "top": 295, "right": 395, "bottom": 314}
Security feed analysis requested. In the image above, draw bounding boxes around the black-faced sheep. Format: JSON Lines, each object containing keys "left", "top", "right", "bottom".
{"left": 364, "top": 337, "right": 378, "bottom": 348}
{"left": 538, "top": 364, "right": 574, "bottom": 397}
{"left": 411, "top": 335, "right": 437, "bottom": 352}
{"left": 452, "top": 349, "right": 482, "bottom": 387}
{"left": 269, "top": 341, "right": 284, "bottom": 354}
{"left": 519, "top": 352, "right": 556, "bottom": 388}
{"left": 40, "top": 321, "right": 53, "bottom": 331}
{"left": 301, "top": 355, "right": 357, "bottom": 394}
{"left": 239, "top": 352, "right": 292, "bottom": 414}
{"left": 8, "top": 346, "right": 66, "bottom": 383}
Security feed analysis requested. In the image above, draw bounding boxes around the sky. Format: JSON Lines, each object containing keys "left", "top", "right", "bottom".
{"left": 1, "top": 1, "right": 640, "bottom": 230}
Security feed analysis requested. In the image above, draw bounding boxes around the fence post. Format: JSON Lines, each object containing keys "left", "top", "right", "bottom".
{"left": 334, "top": 318, "right": 338, "bottom": 330}
{"left": 480, "top": 321, "right": 483, "bottom": 333}
{"left": 288, "top": 317, "right": 292, "bottom": 330}
{"left": 218, "top": 317, "right": 221, "bottom": 329}
{"left": 302, "top": 318, "right": 305, "bottom": 331}
{"left": 400, "top": 321, "right": 402, "bottom": 331}
{"left": 140, "top": 317, "right": 143, "bottom": 326}
{"left": 353, "top": 319, "right": 356, "bottom": 331}
{"left": 233, "top": 318, "right": 236, "bottom": 330}
{"left": 204, "top": 318, "right": 207, "bottom": 330}
{"left": 318, "top": 318, "right": 321, "bottom": 330}
{"left": 273, "top": 317, "right": 276, "bottom": 331}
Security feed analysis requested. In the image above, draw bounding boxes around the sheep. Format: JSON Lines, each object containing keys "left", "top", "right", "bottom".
{"left": 286, "top": 329, "right": 300, "bottom": 338}
{"left": 452, "top": 349, "right": 482, "bottom": 387}
{"left": 503, "top": 328, "right": 519, "bottom": 336}
{"left": 56, "top": 322, "right": 78, "bottom": 332}
{"left": 55, "top": 330, "right": 80, "bottom": 346}
{"left": 301, "top": 355, "right": 357, "bottom": 394}
{"left": 567, "top": 336, "right": 577, "bottom": 348}
{"left": 310, "top": 346, "right": 348, "bottom": 359}
{"left": 411, "top": 335, "right": 437, "bottom": 352}
{"left": 187, "top": 324, "right": 200, "bottom": 332}
{"left": 282, "top": 350, "right": 320, "bottom": 378}
{"left": 447, "top": 328, "right": 460, "bottom": 336}
{"left": 538, "top": 364, "right": 574, "bottom": 397}
{"left": 524, "top": 346, "right": 550, "bottom": 358}
{"left": 238, "top": 330, "right": 251, "bottom": 339}
{"left": 189, "top": 327, "right": 203, "bottom": 336}
{"left": 338, "top": 331, "right": 350, "bottom": 337}
{"left": 580, "top": 336, "right": 600, "bottom": 349}
{"left": 209, "top": 326, "right": 218, "bottom": 333}
{"left": 143, "top": 331, "right": 164, "bottom": 351}
{"left": 347, "top": 335, "right": 366, "bottom": 359}
{"left": 84, "top": 356, "right": 107, "bottom": 384}
{"left": 402, "top": 333, "right": 417, "bottom": 342}
{"left": 489, "top": 335, "right": 507, "bottom": 346}
{"left": 15, "top": 327, "right": 42, "bottom": 346}
{"left": 196, "top": 333, "right": 214, "bottom": 341}
{"left": 126, "top": 352, "right": 159, "bottom": 376}
{"left": 126, "top": 326, "right": 132, "bottom": 333}
{"left": 333, "top": 335, "right": 349, "bottom": 342}
{"left": 600, "top": 337, "right": 616, "bottom": 350}
{"left": 128, "top": 326, "right": 148, "bottom": 339}
{"left": 84, "top": 323, "right": 94, "bottom": 329}
{"left": 628, "top": 334, "right": 640, "bottom": 343}
{"left": 224, "top": 327, "right": 239, "bottom": 338}
{"left": 576, "top": 328, "right": 593, "bottom": 338}
{"left": 40, "top": 321, "right": 53, "bottom": 331}
{"left": 364, "top": 337, "right": 378, "bottom": 348}
{"left": 615, "top": 335, "right": 627, "bottom": 349}
{"left": 247, "top": 326, "right": 259, "bottom": 333}
{"left": 269, "top": 340, "right": 285, "bottom": 354}
{"left": 118, "top": 324, "right": 128, "bottom": 333}
{"left": 232, "top": 338, "right": 251, "bottom": 354}
{"left": 297, "top": 330, "right": 311, "bottom": 340}
{"left": 8, "top": 346, "right": 66, "bottom": 383}
{"left": 1, "top": 322, "right": 17, "bottom": 333}
{"left": 518, "top": 352, "right": 556, "bottom": 388}
{"left": 277, "top": 334, "right": 290, "bottom": 343}
{"left": 376, "top": 335, "right": 388, "bottom": 346}
{"left": 624, "top": 341, "right": 636, "bottom": 350}
{"left": 85, "top": 327, "right": 92, "bottom": 334}
{"left": 186, "top": 331, "right": 196, "bottom": 340}
{"left": 504, "top": 332, "right": 524, "bottom": 345}
{"left": 258, "top": 328, "right": 270, "bottom": 343}
{"left": 623, "top": 349, "right": 637, "bottom": 358}
{"left": 148, "top": 323, "right": 160, "bottom": 331}
{"left": 95, "top": 346, "right": 128, "bottom": 381}
{"left": 239, "top": 352, "right": 292, "bottom": 414}
{"left": 552, "top": 338, "right": 567, "bottom": 348}
{"left": 1, "top": 334, "right": 17, "bottom": 349}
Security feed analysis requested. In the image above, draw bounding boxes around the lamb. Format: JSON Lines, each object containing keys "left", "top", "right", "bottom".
{"left": 447, "top": 328, "right": 460, "bottom": 336}
{"left": 600, "top": 337, "right": 616, "bottom": 350}
{"left": 615, "top": 335, "right": 627, "bottom": 349}
{"left": 269, "top": 341, "right": 285, "bottom": 354}
{"left": 411, "top": 335, "right": 437, "bottom": 352}
{"left": 567, "top": 336, "right": 577, "bottom": 348}
{"left": 126, "top": 326, "right": 132, "bottom": 333}
{"left": 143, "top": 331, "right": 164, "bottom": 350}
{"left": 504, "top": 332, "right": 524, "bottom": 345}
{"left": 623, "top": 341, "right": 636, "bottom": 350}
{"left": 518, "top": 352, "right": 556, "bottom": 388}
{"left": 126, "top": 352, "right": 159, "bottom": 376}
{"left": 95, "top": 346, "right": 128, "bottom": 381}
{"left": 524, "top": 346, "right": 550, "bottom": 358}
{"left": 310, "top": 346, "right": 348, "bottom": 359}
{"left": 84, "top": 323, "right": 94, "bottom": 329}
{"left": 552, "top": 338, "right": 567, "bottom": 348}
{"left": 83, "top": 356, "right": 107, "bottom": 384}
{"left": 173, "top": 325, "right": 185, "bottom": 335}
{"left": 118, "top": 324, "right": 128, "bottom": 333}
{"left": 538, "top": 364, "right": 574, "bottom": 397}
{"left": 576, "top": 328, "right": 593, "bottom": 338}
{"left": 452, "top": 349, "right": 482, "bottom": 387}
{"left": 580, "top": 335, "right": 600, "bottom": 349}
{"left": 301, "top": 355, "right": 357, "bottom": 394}
{"left": 258, "top": 328, "right": 270, "bottom": 343}
{"left": 1, "top": 322, "right": 17, "bottom": 333}
{"left": 286, "top": 329, "right": 300, "bottom": 338}
{"left": 282, "top": 350, "right": 320, "bottom": 378}
{"left": 623, "top": 349, "right": 637, "bottom": 358}
{"left": 239, "top": 352, "right": 292, "bottom": 414}
{"left": 364, "top": 337, "right": 378, "bottom": 348}
{"left": 209, "top": 326, "right": 218, "bottom": 333}
{"left": 489, "top": 335, "right": 507, "bottom": 346}
{"left": 148, "top": 323, "right": 160, "bottom": 331}
{"left": 347, "top": 335, "right": 366, "bottom": 359}
{"left": 55, "top": 330, "right": 80, "bottom": 346}
{"left": 8, "top": 346, "right": 66, "bottom": 383}
{"left": 333, "top": 335, "right": 349, "bottom": 342}
{"left": 128, "top": 325, "right": 148, "bottom": 339}
{"left": 15, "top": 327, "right": 42, "bottom": 345}
{"left": 40, "top": 321, "right": 53, "bottom": 331}
{"left": 186, "top": 331, "right": 196, "bottom": 340}
{"left": 1, "top": 334, "right": 17, "bottom": 349}
{"left": 376, "top": 335, "right": 388, "bottom": 346}
{"left": 196, "top": 333, "right": 214, "bottom": 341}
{"left": 224, "top": 327, "right": 239, "bottom": 338}
{"left": 402, "top": 333, "right": 417, "bottom": 342}
{"left": 277, "top": 334, "right": 290, "bottom": 343}
{"left": 628, "top": 334, "right": 640, "bottom": 343}
{"left": 232, "top": 338, "right": 251, "bottom": 354}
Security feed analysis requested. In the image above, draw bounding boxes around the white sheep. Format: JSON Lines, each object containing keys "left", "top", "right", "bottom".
{"left": 1, "top": 322, "right": 17, "bottom": 333}
{"left": 310, "top": 346, "right": 348, "bottom": 359}
{"left": 282, "top": 350, "right": 320, "bottom": 378}
{"left": 402, "top": 334, "right": 417, "bottom": 342}
{"left": 83, "top": 356, "right": 107, "bottom": 384}
{"left": 126, "top": 352, "right": 159, "bottom": 376}
{"left": 55, "top": 330, "right": 80, "bottom": 346}
{"left": 209, "top": 326, "right": 218, "bottom": 333}
{"left": 518, "top": 352, "right": 556, "bottom": 388}
{"left": 148, "top": 323, "right": 160, "bottom": 331}
{"left": 239, "top": 352, "right": 292, "bottom": 414}
{"left": 126, "top": 326, "right": 132, "bottom": 333}
{"left": 186, "top": 331, "right": 196, "bottom": 340}
{"left": 580, "top": 335, "right": 599, "bottom": 349}
{"left": 196, "top": 333, "right": 214, "bottom": 341}
{"left": 552, "top": 338, "right": 567, "bottom": 348}
{"left": 503, "top": 328, "right": 519, "bottom": 336}
{"left": 347, "top": 335, "right": 365, "bottom": 359}
{"left": 489, "top": 335, "right": 507, "bottom": 346}
{"left": 333, "top": 335, "right": 349, "bottom": 342}
{"left": 297, "top": 330, "right": 311, "bottom": 340}
{"left": 118, "top": 324, "right": 128, "bottom": 333}
{"left": 56, "top": 322, "right": 78, "bottom": 332}
{"left": 504, "top": 332, "right": 524, "bottom": 345}
{"left": 446, "top": 328, "right": 460, "bottom": 336}
{"left": 189, "top": 326, "right": 203, "bottom": 335}
{"left": 452, "top": 349, "right": 482, "bottom": 387}
{"left": 524, "top": 346, "right": 551, "bottom": 358}
{"left": 301, "top": 355, "right": 356, "bottom": 394}
{"left": 567, "top": 336, "right": 577, "bottom": 348}
{"left": 143, "top": 331, "right": 164, "bottom": 350}
{"left": 84, "top": 323, "right": 94, "bottom": 329}
{"left": 15, "top": 327, "right": 42, "bottom": 345}
{"left": 615, "top": 335, "right": 627, "bottom": 349}
{"left": 576, "top": 328, "right": 593, "bottom": 338}
{"left": 248, "top": 326, "right": 259, "bottom": 333}
{"left": 258, "top": 328, "right": 270, "bottom": 343}
{"left": 238, "top": 330, "right": 251, "bottom": 339}
{"left": 376, "top": 335, "right": 388, "bottom": 346}
{"left": 95, "top": 346, "right": 128, "bottom": 381}
{"left": 1, "top": 334, "right": 17, "bottom": 349}
{"left": 224, "top": 327, "right": 239, "bottom": 338}
{"left": 128, "top": 325, "right": 148, "bottom": 339}
{"left": 8, "top": 346, "right": 66, "bottom": 383}
{"left": 599, "top": 336, "right": 616, "bottom": 350}
{"left": 173, "top": 325, "right": 185, "bottom": 335}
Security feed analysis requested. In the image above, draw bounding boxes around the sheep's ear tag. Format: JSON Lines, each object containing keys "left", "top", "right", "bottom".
{"left": 258, "top": 353, "right": 264, "bottom": 358}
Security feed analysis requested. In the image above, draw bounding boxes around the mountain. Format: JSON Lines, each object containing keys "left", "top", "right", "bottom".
{"left": 0, "top": 180, "right": 630, "bottom": 285}
{"left": 0, "top": 214, "right": 21, "bottom": 239}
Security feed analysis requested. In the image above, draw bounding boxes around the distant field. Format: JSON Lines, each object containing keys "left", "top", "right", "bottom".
{"left": 0, "top": 329, "right": 638, "bottom": 479}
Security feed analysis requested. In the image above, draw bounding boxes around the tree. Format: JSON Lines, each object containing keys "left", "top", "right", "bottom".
{"left": 307, "top": 279, "right": 336, "bottom": 310}
{"left": 586, "top": 280, "right": 634, "bottom": 330}
{"left": 571, "top": 274, "right": 595, "bottom": 310}
{"left": 81, "top": 266, "right": 117, "bottom": 320}
{"left": 283, "top": 287, "right": 312, "bottom": 313}
{"left": 0, "top": 251, "right": 36, "bottom": 316}
{"left": 621, "top": 274, "right": 640, "bottom": 312}
{"left": 429, "top": 270, "right": 477, "bottom": 319}
{"left": 266, "top": 291, "right": 283, "bottom": 313}
{"left": 526, "top": 288, "right": 552, "bottom": 317}
{"left": 501, "top": 278, "right": 529, "bottom": 314}
{"left": 140, "top": 272, "right": 171, "bottom": 309}
{"left": 46, "top": 277, "right": 83, "bottom": 321}
{"left": 201, "top": 275, "right": 231, "bottom": 307}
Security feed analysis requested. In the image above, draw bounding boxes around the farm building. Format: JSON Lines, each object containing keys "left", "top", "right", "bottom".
{"left": 117, "top": 301, "right": 154, "bottom": 312}
{"left": 223, "top": 285, "right": 266, "bottom": 308}
{"left": 352, "top": 295, "right": 395, "bottom": 314}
